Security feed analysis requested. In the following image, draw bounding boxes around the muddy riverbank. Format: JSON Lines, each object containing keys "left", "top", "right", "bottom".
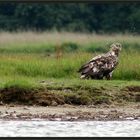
{"left": 0, "top": 81, "right": 139, "bottom": 121}
{"left": 0, "top": 103, "right": 140, "bottom": 121}
{"left": 0, "top": 83, "right": 140, "bottom": 106}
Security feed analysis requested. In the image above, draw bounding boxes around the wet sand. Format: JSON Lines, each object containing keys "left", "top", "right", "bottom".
{"left": 0, "top": 103, "right": 140, "bottom": 121}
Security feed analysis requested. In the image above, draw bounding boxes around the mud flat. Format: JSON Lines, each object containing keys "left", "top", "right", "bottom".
{"left": 0, "top": 103, "right": 140, "bottom": 121}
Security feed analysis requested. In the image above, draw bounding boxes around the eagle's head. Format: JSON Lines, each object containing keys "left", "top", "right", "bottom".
{"left": 110, "top": 43, "right": 122, "bottom": 56}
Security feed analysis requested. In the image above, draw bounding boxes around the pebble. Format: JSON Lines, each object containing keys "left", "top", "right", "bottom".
{"left": 5, "top": 111, "right": 8, "bottom": 114}
{"left": 23, "top": 107, "right": 29, "bottom": 110}
{"left": 110, "top": 110, "right": 118, "bottom": 113}
{"left": 125, "top": 117, "right": 134, "bottom": 120}
{"left": 119, "top": 116, "right": 123, "bottom": 119}
{"left": 0, "top": 101, "right": 3, "bottom": 105}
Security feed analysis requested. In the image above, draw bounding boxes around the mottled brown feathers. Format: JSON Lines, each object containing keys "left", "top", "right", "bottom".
{"left": 78, "top": 43, "right": 122, "bottom": 80}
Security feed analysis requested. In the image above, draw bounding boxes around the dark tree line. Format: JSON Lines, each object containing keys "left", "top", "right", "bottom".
{"left": 0, "top": 3, "right": 139, "bottom": 33}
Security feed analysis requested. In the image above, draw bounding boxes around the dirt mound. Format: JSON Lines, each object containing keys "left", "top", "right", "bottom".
{"left": 126, "top": 86, "right": 140, "bottom": 92}
{"left": 0, "top": 86, "right": 65, "bottom": 106}
{"left": 34, "top": 92, "right": 65, "bottom": 106}
{"left": 0, "top": 85, "right": 140, "bottom": 106}
{"left": 0, "top": 86, "right": 34, "bottom": 104}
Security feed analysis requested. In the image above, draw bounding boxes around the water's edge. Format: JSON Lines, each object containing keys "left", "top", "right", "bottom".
{"left": 0, "top": 120, "right": 140, "bottom": 137}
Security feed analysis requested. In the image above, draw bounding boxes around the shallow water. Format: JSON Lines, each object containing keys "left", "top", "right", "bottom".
{"left": 0, "top": 120, "right": 140, "bottom": 137}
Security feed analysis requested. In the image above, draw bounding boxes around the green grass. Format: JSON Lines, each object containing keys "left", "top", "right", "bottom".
{"left": 0, "top": 31, "right": 140, "bottom": 54}
{"left": 0, "top": 40, "right": 140, "bottom": 54}
{"left": 0, "top": 50, "right": 139, "bottom": 80}
{"left": 0, "top": 32, "right": 139, "bottom": 105}
{"left": 0, "top": 32, "right": 139, "bottom": 80}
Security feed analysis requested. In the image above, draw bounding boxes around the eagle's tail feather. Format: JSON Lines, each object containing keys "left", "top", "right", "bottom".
{"left": 78, "top": 65, "right": 92, "bottom": 80}
{"left": 78, "top": 63, "right": 89, "bottom": 73}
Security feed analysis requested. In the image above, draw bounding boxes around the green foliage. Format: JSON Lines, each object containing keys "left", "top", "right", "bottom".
{"left": 0, "top": 3, "right": 139, "bottom": 33}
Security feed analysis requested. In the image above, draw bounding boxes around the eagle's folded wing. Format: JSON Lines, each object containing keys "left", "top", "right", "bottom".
{"left": 78, "top": 54, "right": 106, "bottom": 74}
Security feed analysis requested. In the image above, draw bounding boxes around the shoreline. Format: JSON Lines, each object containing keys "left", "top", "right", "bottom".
{"left": 0, "top": 103, "right": 140, "bottom": 121}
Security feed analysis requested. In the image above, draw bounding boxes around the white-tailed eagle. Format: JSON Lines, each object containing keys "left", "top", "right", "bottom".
{"left": 78, "top": 43, "right": 122, "bottom": 80}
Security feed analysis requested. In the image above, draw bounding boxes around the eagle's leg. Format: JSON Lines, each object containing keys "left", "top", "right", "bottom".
{"left": 106, "top": 71, "right": 113, "bottom": 80}
{"left": 97, "top": 75, "right": 104, "bottom": 80}
{"left": 80, "top": 75, "right": 86, "bottom": 79}
{"left": 90, "top": 74, "right": 103, "bottom": 80}
{"left": 80, "top": 74, "right": 90, "bottom": 79}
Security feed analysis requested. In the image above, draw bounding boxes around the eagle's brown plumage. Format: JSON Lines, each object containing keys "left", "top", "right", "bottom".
{"left": 78, "top": 43, "right": 122, "bottom": 80}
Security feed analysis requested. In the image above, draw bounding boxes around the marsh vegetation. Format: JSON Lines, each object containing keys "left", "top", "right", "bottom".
{"left": 0, "top": 32, "right": 139, "bottom": 105}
